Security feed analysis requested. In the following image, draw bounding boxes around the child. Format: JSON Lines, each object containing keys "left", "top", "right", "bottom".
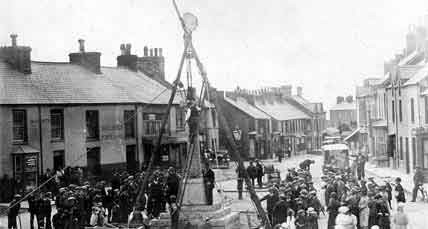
{"left": 295, "top": 209, "right": 306, "bottom": 229}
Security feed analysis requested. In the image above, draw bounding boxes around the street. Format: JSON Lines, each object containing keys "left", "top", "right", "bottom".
{"left": 214, "top": 154, "right": 428, "bottom": 228}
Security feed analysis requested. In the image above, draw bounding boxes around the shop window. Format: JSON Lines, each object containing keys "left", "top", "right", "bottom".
{"left": 124, "top": 110, "right": 136, "bottom": 138}
{"left": 51, "top": 109, "right": 64, "bottom": 141}
{"left": 86, "top": 110, "right": 99, "bottom": 141}
{"left": 176, "top": 108, "right": 185, "bottom": 131}
{"left": 12, "top": 110, "right": 27, "bottom": 144}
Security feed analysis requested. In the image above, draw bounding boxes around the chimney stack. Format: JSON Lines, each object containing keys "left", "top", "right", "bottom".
{"left": 0, "top": 34, "right": 32, "bottom": 74}
{"left": 143, "top": 46, "right": 148, "bottom": 56}
{"left": 297, "top": 86, "right": 303, "bottom": 97}
{"left": 78, "top": 39, "right": 85, "bottom": 52}
{"left": 137, "top": 46, "right": 165, "bottom": 81}
{"left": 125, "top": 43, "right": 131, "bottom": 55}
{"left": 10, "top": 34, "right": 17, "bottom": 47}
{"left": 69, "top": 39, "right": 101, "bottom": 74}
{"left": 406, "top": 25, "right": 417, "bottom": 55}
{"left": 117, "top": 43, "right": 137, "bottom": 71}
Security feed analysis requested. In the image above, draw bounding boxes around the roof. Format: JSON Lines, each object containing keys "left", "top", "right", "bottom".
{"left": 0, "top": 61, "right": 178, "bottom": 105}
{"left": 12, "top": 145, "right": 40, "bottom": 154}
{"left": 224, "top": 97, "right": 270, "bottom": 119}
{"left": 255, "top": 99, "right": 310, "bottom": 120}
{"left": 330, "top": 102, "right": 356, "bottom": 111}
{"left": 403, "top": 64, "right": 428, "bottom": 86}
{"left": 398, "top": 50, "right": 418, "bottom": 66}
{"left": 291, "top": 95, "right": 317, "bottom": 113}
{"left": 399, "top": 65, "right": 422, "bottom": 80}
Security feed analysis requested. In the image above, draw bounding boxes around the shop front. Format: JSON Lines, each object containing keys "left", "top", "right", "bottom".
{"left": 413, "top": 127, "right": 428, "bottom": 182}
{"left": 12, "top": 145, "right": 40, "bottom": 193}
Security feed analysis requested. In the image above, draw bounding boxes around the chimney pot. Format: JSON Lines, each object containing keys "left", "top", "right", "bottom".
{"left": 120, "top": 44, "right": 126, "bottom": 55}
{"left": 149, "top": 48, "right": 153, "bottom": 56}
{"left": 154, "top": 48, "right": 158, "bottom": 56}
{"left": 297, "top": 86, "right": 302, "bottom": 97}
{"left": 125, "top": 43, "right": 131, "bottom": 55}
{"left": 144, "top": 46, "right": 148, "bottom": 56}
{"left": 10, "top": 34, "right": 17, "bottom": 47}
{"left": 78, "top": 39, "right": 85, "bottom": 52}
{"left": 159, "top": 48, "right": 163, "bottom": 56}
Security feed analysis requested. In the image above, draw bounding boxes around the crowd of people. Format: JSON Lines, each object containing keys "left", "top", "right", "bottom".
{"left": 4, "top": 164, "right": 217, "bottom": 229}
{"left": 246, "top": 158, "right": 413, "bottom": 229}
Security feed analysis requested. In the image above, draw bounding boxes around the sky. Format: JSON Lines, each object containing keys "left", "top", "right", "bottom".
{"left": 1, "top": 0, "right": 428, "bottom": 110}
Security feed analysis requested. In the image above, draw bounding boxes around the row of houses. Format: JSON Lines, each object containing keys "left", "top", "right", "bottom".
{"left": 355, "top": 21, "right": 428, "bottom": 180}
{"left": 216, "top": 85, "right": 326, "bottom": 160}
{"left": 0, "top": 34, "right": 219, "bottom": 189}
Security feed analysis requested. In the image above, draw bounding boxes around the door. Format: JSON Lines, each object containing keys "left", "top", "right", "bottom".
{"left": 53, "top": 150, "right": 65, "bottom": 171}
{"left": 87, "top": 147, "right": 101, "bottom": 176}
{"left": 126, "top": 145, "right": 137, "bottom": 173}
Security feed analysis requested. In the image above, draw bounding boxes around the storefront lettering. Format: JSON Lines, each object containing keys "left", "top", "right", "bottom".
{"left": 101, "top": 124, "right": 123, "bottom": 131}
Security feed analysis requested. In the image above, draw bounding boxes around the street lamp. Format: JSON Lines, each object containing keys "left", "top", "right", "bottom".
{"left": 232, "top": 127, "right": 242, "bottom": 142}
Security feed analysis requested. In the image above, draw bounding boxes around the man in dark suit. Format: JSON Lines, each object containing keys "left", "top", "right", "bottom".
{"left": 203, "top": 162, "right": 215, "bottom": 205}
{"left": 411, "top": 166, "right": 425, "bottom": 202}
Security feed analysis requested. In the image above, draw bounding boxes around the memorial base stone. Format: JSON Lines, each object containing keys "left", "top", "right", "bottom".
{"left": 149, "top": 203, "right": 240, "bottom": 229}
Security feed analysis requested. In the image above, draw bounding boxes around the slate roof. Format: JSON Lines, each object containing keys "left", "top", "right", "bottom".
{"left": 403, "top": 64, "right": 428, "bottom": 86}
{"left": 0, "top": 61, "right": 178, "bottom": 105}
{"left": 224, "top": 97, "right": 270, "bottom": 119}
{"left": 254, "top": 99, "right": 310, "bottom": 121}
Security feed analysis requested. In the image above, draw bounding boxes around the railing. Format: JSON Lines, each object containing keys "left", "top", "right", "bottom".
{"left": 143, "top": 120, "right": 167, "bottom": 136}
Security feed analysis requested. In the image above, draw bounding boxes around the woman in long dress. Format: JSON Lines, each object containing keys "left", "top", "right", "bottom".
{"left": 359, "top": 190, "right": 370, "bottom": 229}
{"left": 392, "top": 203, "right": 409, "bottom": 229}
{"left": 327, "top": 192, "right": 340, "bottom": 229}
{"left": 335, "top": 206, "right": 357, "bottom": 229}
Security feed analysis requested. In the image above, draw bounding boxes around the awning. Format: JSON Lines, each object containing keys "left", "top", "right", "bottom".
{"left": 344, "top": 128, "right": 361, "bottom": 141}
{"left": 12, "top": 145, "right": 40, "bottom": 155}
{"left": 322, "top": 143, "right": 349, "bottom": 151}
{"left": 372, "top": 120, "right": 387, "bottom": 128}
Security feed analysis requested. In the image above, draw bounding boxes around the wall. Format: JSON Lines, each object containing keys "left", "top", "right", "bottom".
{"left": 330, "top": 109, "right": 357, "bottom": 128}
{"left": 0, "top": 103, "right": 187, "bottom": 177}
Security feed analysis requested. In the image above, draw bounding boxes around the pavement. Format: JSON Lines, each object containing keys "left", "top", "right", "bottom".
{"left": 365, "top": 162, "right": 415, "bottom": 194}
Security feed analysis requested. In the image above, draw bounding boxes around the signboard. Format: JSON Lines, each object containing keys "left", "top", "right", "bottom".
{"left": 24, "top": 154, "right": 38, "bottom": 172}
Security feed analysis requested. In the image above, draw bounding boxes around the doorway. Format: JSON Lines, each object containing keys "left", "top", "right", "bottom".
{"left": 53, "top": 150, "right": 65, "bottom": 171}
{"left": 87, "top": 147, "right": 101, "bottom": 176}
{"left": 126, "top": 145, "right": 137, "bottom": 173}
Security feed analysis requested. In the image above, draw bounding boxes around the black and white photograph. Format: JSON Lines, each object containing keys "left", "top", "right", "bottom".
{"left": 1, "top": 0, "right": 428, "bottom": 228}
